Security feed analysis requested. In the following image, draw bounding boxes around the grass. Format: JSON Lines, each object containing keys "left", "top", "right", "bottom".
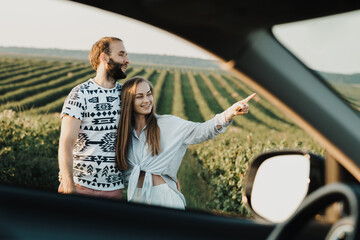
{"left": 156, "top": 72, "right": 174, "bottom": 114}
{"left": 177, "top": 150, "right": 211, "bottom": 211}
{"left": 181, "top": 73, "right": 204, "bottom": 122}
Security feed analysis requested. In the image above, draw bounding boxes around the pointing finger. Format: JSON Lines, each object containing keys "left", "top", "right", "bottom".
{"left": 243, "top": 93, "right": 256, "bottom": 103}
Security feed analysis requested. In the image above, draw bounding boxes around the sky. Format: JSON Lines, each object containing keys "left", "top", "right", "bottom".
{"left": 0, "top": 0, "right": 215, "bottom": 60}
{"left": 0, "top": 0, "right": 360, "bottom": 74}
{"left": 273, "top": 10, "right": 360, "bottom": 74}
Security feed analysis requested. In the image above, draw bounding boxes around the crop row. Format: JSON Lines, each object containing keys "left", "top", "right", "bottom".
{"left": 171, "top": 71, "right": 187, "bottom": 119}
{"left": 0, "top": 56, "right": 326, "bottom": 215}
{"left": 181, "top": 73, "right": 203, "bottom": 121}
{"left": 0, "top": 63, "right": 35, "bottom": 75}
{"left": 0, "top": 68, "right": 95, "bottom": 104}
{"left": 0, "top": 64, "right": 88, "bottom": 95}
{"left": 0, "top": 57, "right": 47, "bottom": 69}
{"left": 0, "top": 62, "right": 61, "bottom": 83}
{"left": 157, "top": 71, "right": 174, "bottom": 114}
{"left": 0, "top": 72, "right": 95, "bottom": 112}
{"left": 0, "top": 61, "right": 294, "bottom": 135}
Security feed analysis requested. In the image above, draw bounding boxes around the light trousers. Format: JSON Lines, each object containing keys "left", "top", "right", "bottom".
{"left": 131, "top": 183, "right": 185, "bottom": 210}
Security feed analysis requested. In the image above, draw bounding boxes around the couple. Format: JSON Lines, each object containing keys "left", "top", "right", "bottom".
{"left": 58, "top": 36, "right": 256, "bottom": 210}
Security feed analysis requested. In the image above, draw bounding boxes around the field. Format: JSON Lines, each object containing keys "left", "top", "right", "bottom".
{"left": 317, "top": 71, "right": 360, "bottom": 112}
{"left": 0, "top": 55, "right": 324, "bottom": 216}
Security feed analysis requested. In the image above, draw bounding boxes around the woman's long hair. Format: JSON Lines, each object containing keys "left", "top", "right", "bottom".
{"left": 115, "top": 76, "right": 160, "bottom": 170}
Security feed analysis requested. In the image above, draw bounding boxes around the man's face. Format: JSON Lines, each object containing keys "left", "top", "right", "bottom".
{"left": 106, "top": 41, "right": 130, "bottom": 80}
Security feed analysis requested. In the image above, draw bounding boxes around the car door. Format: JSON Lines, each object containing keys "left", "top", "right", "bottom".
{"left": 1, "top": 1, "right": 360, "bottom": 239}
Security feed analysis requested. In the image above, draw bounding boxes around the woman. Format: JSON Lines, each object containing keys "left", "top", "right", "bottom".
{"left": 115, "top": 76, "right": 255, "bottom": 209}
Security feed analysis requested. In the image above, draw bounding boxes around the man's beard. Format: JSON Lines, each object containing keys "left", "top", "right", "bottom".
{"left": 107, "top": 58, "right": 127, "bottom": 81}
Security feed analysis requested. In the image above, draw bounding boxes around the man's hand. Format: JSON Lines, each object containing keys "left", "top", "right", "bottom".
{"left": 58, "top": 172, "right": 77, "bottom": 194}
{"left": 59, "top": 181, "right": 77, "bottom": 194}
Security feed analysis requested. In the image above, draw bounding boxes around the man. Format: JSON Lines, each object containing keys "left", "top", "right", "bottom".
{"left": 58, "top": 37, "right": 129, "bottom": 199}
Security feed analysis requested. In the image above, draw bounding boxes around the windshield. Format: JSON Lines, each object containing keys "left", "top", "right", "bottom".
{"left": 0, "top": 0, "right": 325, "bottom": 219}
{"left": 272, "top": 10, "right": 360, "bottom": 114}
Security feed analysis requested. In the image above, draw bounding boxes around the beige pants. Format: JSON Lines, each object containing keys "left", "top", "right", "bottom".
{"left": 131, "top": 183, "right": 185, "bottom": 210}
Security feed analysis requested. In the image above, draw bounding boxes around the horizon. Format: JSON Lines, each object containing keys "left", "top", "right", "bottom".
{"left": 2, "top": 46, "right": 360, "bottom": 76}
{"left": 0, "top": 45, "right": 222, "bottom": 70}
{"left": 0, "top": 45, "right": 218, "bottom": 60}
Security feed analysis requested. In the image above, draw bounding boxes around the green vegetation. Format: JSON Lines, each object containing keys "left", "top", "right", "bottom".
{"left": 0, "top": 63, "right": 87, "bottom": 95}
{"left": 0, "top": 55, "right": 325, "bottom": 216}
{"left": 149, "top": 70, "right": 160, "bottom": 86}
{"left": 314, "top": 71, "right": 360, "bottom": 113}
{"left": 157, "top": 71, "right": 174, "bottom": 115}
{"left": 194, "top": 73, "right": 223, "bottom": 115}
{"left": 187, "top": 72, "right": 214, "bottom": 120}
{"left": 177, "top": 150, "right": 211, "bottom": 211}
{"left": 0, "top": 110, "right": 60, "bottom": 191}
{"left": 171, "top": 71, "right": 187, "bottom": 119}
{"left": 153, "top": 70, "right": 167, "bottom": 105}
{"left": 181, "top": 73, "right": 204, "bottom": 122}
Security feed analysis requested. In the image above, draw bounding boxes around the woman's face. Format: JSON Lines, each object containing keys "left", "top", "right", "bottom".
{"left": 133, "top": 81, "right": 153, "bottom": 116}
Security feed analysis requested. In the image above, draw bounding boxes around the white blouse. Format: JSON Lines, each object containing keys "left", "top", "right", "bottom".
{"left": 123, "top": 112, "right": 232, "bottom": 206}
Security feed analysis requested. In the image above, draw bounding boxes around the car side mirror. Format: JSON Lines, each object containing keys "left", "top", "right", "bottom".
{"left": 243, "top": 150, "right": 324, "bottom": 223}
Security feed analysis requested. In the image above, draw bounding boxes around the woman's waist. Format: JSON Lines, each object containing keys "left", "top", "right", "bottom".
{"left": 137, "top": 171, "right": 165, "bottom": 188}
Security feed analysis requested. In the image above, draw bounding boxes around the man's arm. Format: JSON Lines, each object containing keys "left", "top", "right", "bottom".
{"left": 58, "top": 116, "right": 81, "bottom": 194}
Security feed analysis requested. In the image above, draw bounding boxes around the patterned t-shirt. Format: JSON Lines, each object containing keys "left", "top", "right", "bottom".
{"left": 60, "top": 79, "right": 124, "bottom": 191}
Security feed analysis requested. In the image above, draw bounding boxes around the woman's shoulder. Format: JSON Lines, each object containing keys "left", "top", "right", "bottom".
{"left": 156, "top": 115, "right": 189, "bottom": 135}
{"left": 156, "top": 114, "right": 186, "bottom": 125}
{"left": 156, "top": 114, "right": 182, "bottom": 120}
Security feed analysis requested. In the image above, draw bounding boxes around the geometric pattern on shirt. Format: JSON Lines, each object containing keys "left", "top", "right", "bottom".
{"left": 81, "top": 124, "right": 117, "bottom": 131}
{"left": 66, "top": 100, "right": 84, "bottom": 109}
{"left": 88, "top": 97, "right": 99, "bottom": 103}
{"left": 73, "top": 83, "right": 90, "bottom": 93}
{"left": 74, "top": 132, "right": 117, "bottom": 152}
{"left": 106, "top": 96, "right": 117, "bottom": 102}
{"left": 100, "top": 166, "right": 120, "bottom": 177}
{"left": 77, "top": 177, "right": 123, "bottom": 188}
{"left": 74, "top": 162, "right": 120, "bottom": 178}
{"left": 73, "top": 133, "right": 88, "bottom": 152}
{"left": 74, "top": 163, "right": 103, "bottom": 177}
{"left": 69, "top": 92, "right": 80, "bottom": 100}
{"left": 82, "top": 155, "right": 116, "bottom": 166}
{"left": 85, "top": 89, "right": 119, "bottom": 95}
{"left": 91, "top": 117, "right": 116, "bottom": 125}
{"left": 74, "top": 161, "right": 123, "bottom": 188}
{"left": 74, "top": 163, "right": 85, "bottom": 171}
{"left": 73, "top": 168, "right": 86, "bottom": 178}
{"left": 109, "top": 165, "right": 120, "bottom": 174}
{"left": 94, "top": 103, "right": 113, "bottom": 111}
{"left": 84, "top": 109, "right": 120, "bottom": 118}
{"left": 106, "top": 175, "right": 123, "bottom": 184}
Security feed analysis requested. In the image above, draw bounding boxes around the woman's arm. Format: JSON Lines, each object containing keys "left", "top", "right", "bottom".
{"left": 183, "top": 93, "right": 256, "bottom": 144}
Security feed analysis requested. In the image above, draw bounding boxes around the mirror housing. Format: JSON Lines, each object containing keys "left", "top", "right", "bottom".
{"left": 243, "top": 150, "right": 324, "bottom": 223}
